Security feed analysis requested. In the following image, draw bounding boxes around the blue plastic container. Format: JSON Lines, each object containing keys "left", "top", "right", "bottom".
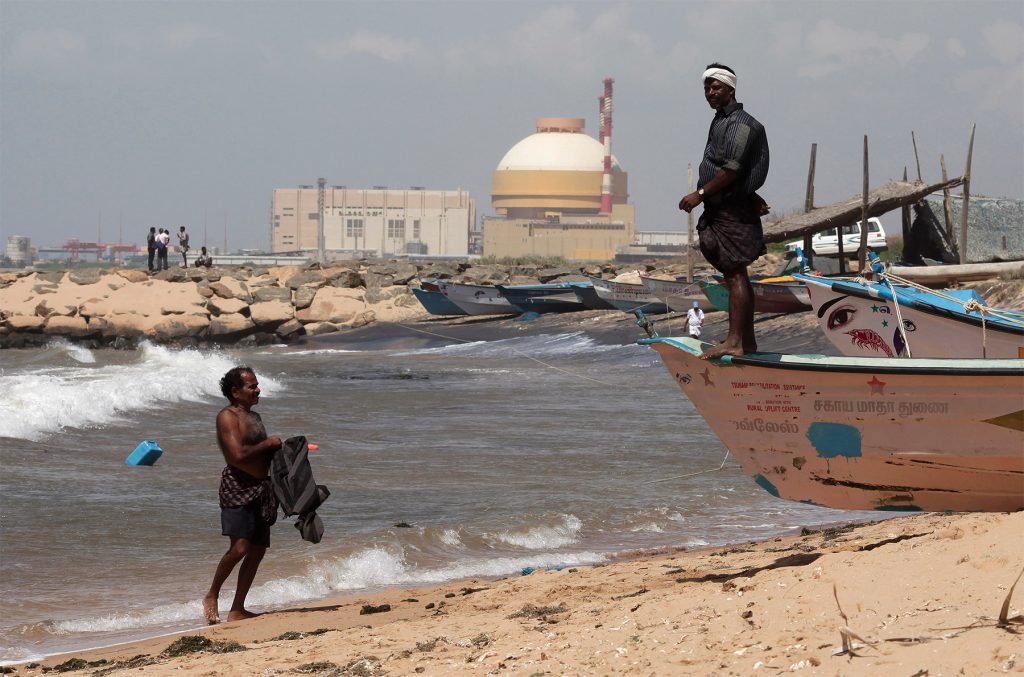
{"left": 125, "top": 440, "right": 163, "bottom": 466}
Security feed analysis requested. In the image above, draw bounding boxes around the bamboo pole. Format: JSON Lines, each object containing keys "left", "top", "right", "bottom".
{"left": 803, "top": 143, "right": 817, "bottom": 264}
{"left": 687, "top": 164, "right": 694, "bottom": 282}
{"left": 940, "top": 154, "right": 955, "bottom": 241}
{"left": 901, "top": 167, "right": 912, "bottom": 243}
{"left": 911, "top": 131, "right": 922, "bottom": 182}
{"left": 858, "top": 135, "right": 870, "bottom": 271}
{"left": 958, "top": 125, "right": 975, "bottom": 264}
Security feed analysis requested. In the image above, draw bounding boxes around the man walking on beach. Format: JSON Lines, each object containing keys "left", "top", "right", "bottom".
{"left": 686, "top": 301, "right": 706, "bottom": 339}
{"left": 679, "top": 63, "right": 769, "bottom": 359}
{"left": 146, "top": 227, "right": 156, "bottom": 272}
{"left": 203, "top": 367, "right": 282, "bottom": 624}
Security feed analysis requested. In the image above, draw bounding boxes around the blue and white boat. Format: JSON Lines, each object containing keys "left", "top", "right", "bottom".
{"left": 587, "top": 275, "right": 669, "bottom": 314}
{"left": 437, "top": 280, "right": 519, "bottom": 316}
{"left": 412, "top": 280, "right": 468, "bottom": 316}
{"left": 496, "top": 282, "right": 589, "bottom": 314}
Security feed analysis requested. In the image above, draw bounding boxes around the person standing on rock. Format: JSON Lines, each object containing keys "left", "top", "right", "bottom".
{"left": 678, "top": 62, "right": 769, "bottom": 359}
{"left": 203, "top": 367, "right": 282, "bottom": 624}
{"left": 156, "top": 228, "right": 170, "bottom": 270}
{"left": 146, "top": 227, "right": 157, "bottom": 272}
{"left": 177, "top": 226, "right": 190, "bottom": 268}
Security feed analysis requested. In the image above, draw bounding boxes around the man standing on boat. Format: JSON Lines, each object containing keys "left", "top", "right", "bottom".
{"left": 679, "top": 63, "right": 769, "bottom": 359}
{"left": 203, "top": 366, "right": 282, "bottom": 624}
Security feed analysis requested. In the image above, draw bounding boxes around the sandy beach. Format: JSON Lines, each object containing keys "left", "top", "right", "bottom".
{"left": 15, "top": 510, "right": 1022, "bottom": 676}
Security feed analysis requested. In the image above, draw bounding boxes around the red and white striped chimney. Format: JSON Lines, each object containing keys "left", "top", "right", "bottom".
{"left": 600, "top": 77, "right": 614, "bottom": 214}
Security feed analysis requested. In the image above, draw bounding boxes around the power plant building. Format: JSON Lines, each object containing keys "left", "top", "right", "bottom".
{"left": 271, "top": 187, "right": 476, "bottom": 258}
{"left": 483, "top": 84, "right": 636, "bottom": 261}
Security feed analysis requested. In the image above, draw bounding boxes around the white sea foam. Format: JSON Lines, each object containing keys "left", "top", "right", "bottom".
{"left": 630, "top": 523, "right": 665, "bottom": 533}
{"left": 395, "top": 332, "right": 634, "bottom": 360}
{"left": 488, "top": 514, "right": 583, "bottom": 549}
{"left": 0, "top": 343, "right": 282, "bottom": 441}
{"left": 46, "top": 545, "right": 607, "bottom": 637}
{"left": 439, "top": 529, "right": 464, "bottom": 547}
{"left": 47, "top": 338, "right": 97, "bottom": 364}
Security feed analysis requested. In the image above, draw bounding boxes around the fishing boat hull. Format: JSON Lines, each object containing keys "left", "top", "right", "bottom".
{"left": 437, "top": 281, "right": 519, "bottom": 316}
{"left": 640, "top": 276, "right": 717, "bottom": 312}
{"left": 588, "top": 276, "right": 669, "bottom": 314}
{"left": 702, "top": 278, "right": 812, "bottom": 314}
{"left": 412, "top": 284, "right": 467, "bottom": 316}
{"left": 571, "top": 284, "right": 617, "bottom": 310}
{"left": 643, "top": 336, "right": 1024, "bottom": 512}
{"left": 795, "top": 273, "right": 1024, "bottom": 359}
{"left": 496, "top": 284, "right": 587, "bottom": 314}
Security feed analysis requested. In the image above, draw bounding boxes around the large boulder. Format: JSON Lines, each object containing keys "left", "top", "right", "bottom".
{"left": 6, "top": 315, "right": 45, "bottom": 332}
{"left": 249, "top": 300, "right": 294, "bottom": 326}
{"left": 285, "top": 271, "right": 326, "bottom": 290}
{"left": 68, "top": 269, "right": 103, "bottom": 285}
{"left": 209, "top": 277, "right": 252, "bottom": 302}
{"left": 253, "top": 286, "right": 291, "bottom": 303}
{"left": 275, "top": 319, "right": 305, "bottom": 338}
{"left": 293, "top": 285, "right": 318, "bottom": 309}
{"left": 92, "top": 313, "right": 152, "bottom": 338}
{"left": 206, "top": 296, "right": 249, "bottom": 316}
{"left": 267, "top": 265, "right": 305, "bottom": 287}
{"left": 326, "top": 268, "right": 363, "bottom": 288}
{"left": 303, "top": 321, "right": 339, "bottom": 336}
{"left": 43, "top": 315, "right": 93, "bottom": 337}
{"left": 297, "top": 287, "right": 365, "bottom": 324}
{"left": 209, "top": 313, "right": 255, "bottom": 337}
{"left": 152, "top": 315, "right": 210, "bottom": 339}
{"left": 114, "top": 269, "right": 149, "bottom": 283}
{"left": 35, "top": 298, "right": 77, "bottom": 317}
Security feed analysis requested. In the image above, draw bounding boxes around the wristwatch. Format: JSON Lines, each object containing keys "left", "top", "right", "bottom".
{"left": 697, "top": 188, "right": 705, "bottom": 197}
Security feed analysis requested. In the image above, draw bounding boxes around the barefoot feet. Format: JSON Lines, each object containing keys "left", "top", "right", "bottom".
{"left": 700, "top": 343, "right": 745, "bottom": 360}
{"left": 226, "top": 609, "right": 262, "bottom": 622}
{"left": 202, "top": 596, "right": 220, "bottom": 625}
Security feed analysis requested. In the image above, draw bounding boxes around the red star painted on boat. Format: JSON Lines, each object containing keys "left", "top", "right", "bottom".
{"left": 867, "top": 375, "right": 886, "bottom": 394}
{"left": 701, "top": 368, "right": 715, "bottom": 386}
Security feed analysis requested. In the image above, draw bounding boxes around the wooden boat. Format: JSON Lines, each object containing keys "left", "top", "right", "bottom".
{"left": 793, "top": 271, "right": 1024, "bottom": 359}
{"left": 640, "top": 275, "right": 717, "bottom": 312}
{"left": 587, "top": 275, "right": 669, "bottom": 314}
{"left": 571, "top": 283, "right": 617, "bottom": 310}
{"left": 437, "top": 280, "right": 519, "bottom": 316}
{"left": 641, "top": 334, "right": 1024, "bottom": 512}
{"left": 701, "top": 276, "right": 812, "bottom": 314}
{"left": 495, "top": 282, "right": 588, "bottom": 314}
{"left": 412, "top": 280, "right": 467, "bottom": 316}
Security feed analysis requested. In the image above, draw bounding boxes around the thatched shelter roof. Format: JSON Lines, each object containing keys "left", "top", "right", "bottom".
{"left": 761, "top": 177, "right": 964, "bottom": 244}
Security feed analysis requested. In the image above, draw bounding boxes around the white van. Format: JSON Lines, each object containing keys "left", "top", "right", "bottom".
{"left": 784, "top": 217, "right": 888, "bottom": 258}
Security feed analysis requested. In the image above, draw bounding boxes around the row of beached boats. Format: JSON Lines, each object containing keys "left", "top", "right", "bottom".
{"left": 413, "top": 273, "right": 813, "bottom": 318}
{"left": 640, "top": 251, "right": 1024, "bottom": 514}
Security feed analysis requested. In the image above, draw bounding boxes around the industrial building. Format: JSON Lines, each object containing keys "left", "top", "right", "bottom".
{"left": 270, "top": 186, "right": 476, "bottom": 259}
{"left": 483, "top": 78, "right": 636, "bottom": 261}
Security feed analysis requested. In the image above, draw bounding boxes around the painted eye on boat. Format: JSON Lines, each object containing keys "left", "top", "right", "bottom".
{"left": 903, "top": 320, "right": 916, "bottom": 332}
{"left": 826, "top": 305, "right": 857, "bottom": 330}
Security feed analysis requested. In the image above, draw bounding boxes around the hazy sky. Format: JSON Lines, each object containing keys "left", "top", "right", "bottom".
{"left": 2, "top": 0, "right": 1022, "bottom": 251}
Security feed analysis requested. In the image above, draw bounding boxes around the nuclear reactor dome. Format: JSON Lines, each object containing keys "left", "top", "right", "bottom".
{"left": 491, "top": 117, "right": 627, "bottom": 218}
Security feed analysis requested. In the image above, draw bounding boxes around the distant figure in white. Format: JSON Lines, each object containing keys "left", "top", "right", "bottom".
{"left": 686, "top": 301, "right": 705, "bottom": 338}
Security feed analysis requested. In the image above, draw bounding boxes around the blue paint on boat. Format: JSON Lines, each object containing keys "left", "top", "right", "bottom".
{"left": 753, "top": 474, "right": 780, "bottom": 497}
{"left": 807, "top": 422, "right": 863, "bottom": 458}
{"left": 412, "top": 286, "right": 467, "bottom": 316}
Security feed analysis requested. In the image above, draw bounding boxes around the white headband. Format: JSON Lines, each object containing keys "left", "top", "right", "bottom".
{"left": 702, "top": 67, "right": 736, "bottom": 90}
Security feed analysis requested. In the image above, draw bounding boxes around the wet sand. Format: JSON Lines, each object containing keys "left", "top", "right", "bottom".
{"left": 19, "top": 511, "right": 1023, "bottom": 676}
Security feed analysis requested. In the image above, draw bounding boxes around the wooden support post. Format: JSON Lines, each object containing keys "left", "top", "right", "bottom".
{"left": 687, "top": 164, "right": 694, "bottom": 282}
{"left": 940, "top": 154, "right": 955, "bottom": 240}
{"left": 858, "top": 135, "right": 870, "bottom": 271}
{"left": 959, "top": 124, "right": 975, "bottom": 264}
{"left": 803, "top": 143, "right": 817, "bottom": 265}
{"left": 911, "top": 131, "right": 923, "bottom": 182}
{"left": 901, "top": 167, "right": 912, "bottom": 243}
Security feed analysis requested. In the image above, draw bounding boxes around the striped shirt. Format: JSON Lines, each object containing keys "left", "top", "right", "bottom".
{"left": 697, "top": 101, "right": 769, "bottom": 205}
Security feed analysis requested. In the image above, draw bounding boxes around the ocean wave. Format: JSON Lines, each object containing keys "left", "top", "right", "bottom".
{"left": 0, "top": 343, "right": 282, "bottom": 441}
{"left": 487, "top": 514, "right": 583, "bottom": 549}
{"left": 40, "top": 545, "right": 607, "bottom": 639}
{"left": 393, "top": 332, "right": 636, "bottom": 360}
{"left": 47, "top": 338, "right": 97, "bottom": 364}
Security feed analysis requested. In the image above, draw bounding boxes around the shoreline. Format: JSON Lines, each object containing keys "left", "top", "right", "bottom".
{"left": 14, "top": 511, "right": 1023, "bottom": 676}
